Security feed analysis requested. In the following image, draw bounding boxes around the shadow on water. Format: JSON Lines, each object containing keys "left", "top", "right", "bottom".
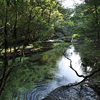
{"left": 0, "top": 44, "right": 87, "bottom": 100}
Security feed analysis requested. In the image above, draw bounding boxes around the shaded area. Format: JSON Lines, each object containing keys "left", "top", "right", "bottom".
{"left": 42, "top": 84, "right": 100, "bottom": 100}
{"left": 42, "top": 44, "right": 100, "bottom": 100}
{"left": 0, "top": 43, "right": 70, "bottom": 100}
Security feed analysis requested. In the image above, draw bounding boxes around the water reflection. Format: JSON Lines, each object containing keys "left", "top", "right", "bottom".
{"left": 9, "top": 45, "right": 84, "bottom": 100}
{"left": 25, "top": 45, "right": 83, "bottom": 100}
{"left": 49, "top": 45, "right": 83, "bottom": 91}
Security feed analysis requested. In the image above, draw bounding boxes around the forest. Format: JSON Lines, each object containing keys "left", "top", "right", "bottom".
{"left": 0, "top": 0, "right": 100, "bottom": 99}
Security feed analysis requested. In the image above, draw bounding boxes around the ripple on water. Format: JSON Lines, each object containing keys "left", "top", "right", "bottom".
{"left": 23, "top": 81, "right": 52, "bottom": 100}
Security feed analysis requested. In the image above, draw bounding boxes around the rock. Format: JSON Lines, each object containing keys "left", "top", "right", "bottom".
{"left": 42, "top": 84, "right": 100, "bottom": 100}
{"left": 61, "top": 36, "right": 72, "bottom": 42}
{"left": 55, "top": 32, "right": 64, "bottom": 38}
{"left": 28, "top": 54, "right": 42, "bottom": 62}
{"left": 42, "top": 42, "right": 53, "bottom": 48}
{"left": 47, "top": 39, "right": 63, "bottom": 43}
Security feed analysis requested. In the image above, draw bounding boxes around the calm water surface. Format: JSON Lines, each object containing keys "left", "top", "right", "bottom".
{"left": 23, "top": 45, "right": 83, "bottom": 100}
{"left": 3, "top": 45, "right": 84, "bottom": 100}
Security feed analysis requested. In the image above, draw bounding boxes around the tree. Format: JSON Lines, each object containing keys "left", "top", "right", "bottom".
{"left": 54, "top": 8, "right": 74, "bottom": 36}
{"left": 68, "top": 0, "right": 100, "bottom": 92}
{"left": 71, "top": 0, "right": 100, "bottom": 40}
{"left": 0, "top": 0, "right": 63, "bottom": 95}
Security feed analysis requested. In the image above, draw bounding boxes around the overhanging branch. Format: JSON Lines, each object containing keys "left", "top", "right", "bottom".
{"left": 63, "top": 52, "right": 100, "bottom": 87}
{"left": 63, "top": 52, "right": 85, "bottom": 78}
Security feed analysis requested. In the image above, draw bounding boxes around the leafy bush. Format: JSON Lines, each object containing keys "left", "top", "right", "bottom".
{"left": 33, "top": 41, "right": 42, "bottom": 48}
{"left": 72, "top": 34, "right": 80, "bottom": 39}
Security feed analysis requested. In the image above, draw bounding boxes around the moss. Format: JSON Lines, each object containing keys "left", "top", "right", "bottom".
{"left": 28, "top": 54, "right": 42, "bottom": 62}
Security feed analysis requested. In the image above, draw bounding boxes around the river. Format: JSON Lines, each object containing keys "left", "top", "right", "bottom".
{"left": 1, "top": 44, "right": 99, "bottom": 100}
{"left": 14, "top": 45, "right": 84, "bottom": 100}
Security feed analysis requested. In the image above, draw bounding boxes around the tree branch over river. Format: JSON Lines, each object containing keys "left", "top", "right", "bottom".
{"left": 63, "top": 51, "right": 100, "bottom": 87}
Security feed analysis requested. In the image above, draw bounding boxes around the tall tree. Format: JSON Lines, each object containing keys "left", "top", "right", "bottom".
{"left": 71, "top": 0, "right": 100, "bottom": 40}
{"left": 0, "top": 0, "right": 63, "bottom": 95}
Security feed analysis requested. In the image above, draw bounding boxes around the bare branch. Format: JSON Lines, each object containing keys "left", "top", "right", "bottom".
{"left": 63, "top": 52, "right": 85, "bottom": 78}
{"left": 63, "top": 52, "right": 100, "bottom": 87}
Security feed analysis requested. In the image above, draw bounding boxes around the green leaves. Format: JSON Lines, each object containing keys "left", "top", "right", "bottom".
{"left": 67, "top": 21, "right": 74, "bottom": 26}
{"left": 58, "top": 6, "right": 66, "bottom": 14}
{"left": 71, "top": 0, "right": 100, "bottom": 40}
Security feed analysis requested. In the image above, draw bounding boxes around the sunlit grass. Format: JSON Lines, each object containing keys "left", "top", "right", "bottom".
{"left": 1, "top": 46, "right": 23, "bottom": 54}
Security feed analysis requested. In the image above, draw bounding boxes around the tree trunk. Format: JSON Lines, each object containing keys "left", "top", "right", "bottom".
{"left": 93, "top": 0, "right": 100, "bottom": 39}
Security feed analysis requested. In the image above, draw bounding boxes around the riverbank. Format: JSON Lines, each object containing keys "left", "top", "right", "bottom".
{"left": 42, "top": 43, "right": 100, "bottom": 100}
{"left": 0, "top": 42, "right": 70, "bottom": 100}
{"left": 1, "top": 41, "right": 100, "bottom": 100}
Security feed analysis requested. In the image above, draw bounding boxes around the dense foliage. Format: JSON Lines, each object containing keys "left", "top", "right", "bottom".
{"left": 54, "top": 8, "right": 74, "bottom": 36}
{"left": 1, "top": 0, "right": 100, "bottom": 98}
{"left": 0, "top": 0, "right": 68, "bottom": 95}
{"left": 71, "top": 0, "right": 100, "bottom": 89}
{"left": 72, "top": 0, "right": 100, "bottom": 40}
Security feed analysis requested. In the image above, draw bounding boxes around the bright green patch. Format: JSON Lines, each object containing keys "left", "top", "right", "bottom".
{"left": 72, "top": 34, "right": 80, "bottom": 39}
